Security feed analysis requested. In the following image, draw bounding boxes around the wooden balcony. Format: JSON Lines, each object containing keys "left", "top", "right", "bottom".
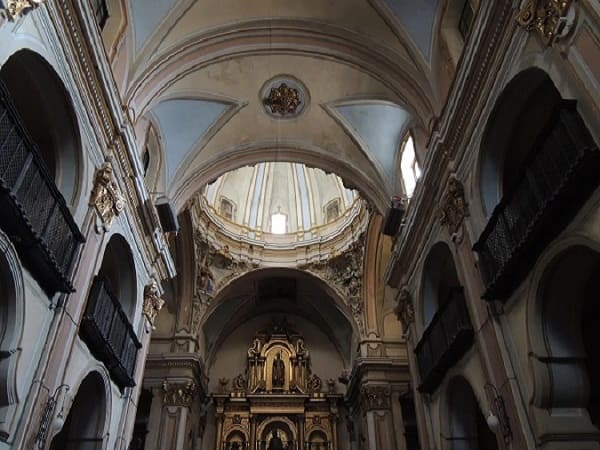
{"left": 80, "top": 277, "right": 141, "bottom": 389}
{"left": 474, "top": 101, "right": 600, "bottom": 301}
{"left": 415, "top": 289, "right": 474, "bottom": 394}
{"left": 0, "top": 81, "right": 84, "bottom": 296}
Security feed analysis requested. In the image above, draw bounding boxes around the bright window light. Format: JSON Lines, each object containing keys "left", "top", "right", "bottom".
{"left": 271, "top": 213, "right": 286, "bottom": 234}
{"left": 400, "top": 136, "right": 421, "bottom": 198}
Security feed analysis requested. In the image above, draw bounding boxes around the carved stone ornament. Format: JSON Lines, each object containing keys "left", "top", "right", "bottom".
{"left": 143, "top": 280, "right": 165, "bottom": 329}
{"left": 394, "top": 286, "right": 415, "bottom": 329}
{"left": 438, "top": 176, "right": 468, "bottom": 235}
{"left": 360, "top": 384, "right": 392, "bottom": 411}
{"left": 232, "top": 373, "right": 247, "bottom": 393}
{"left": 90, "top": 162, "right": 125, "bottom": 228}
{"left": 307, "top": 374, "right": 322, "bottom": 394}
{"left": 218, "top": 378, "right": 230, "bottom": 394}
{"left": 1, "top": 0, "right": 45, "bottom": 20}
{"left": 516, "top": 0, "right": 574, "bottom": 46}
{"left": 264, "top": 83, "right": 301, "bottom": 116}
{"left": 162, "top": 381, "right": 197, "bottom": 407}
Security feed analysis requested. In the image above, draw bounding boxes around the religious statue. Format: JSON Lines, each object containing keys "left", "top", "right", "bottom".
{"left": 272, "top": 352, "right": 285, "bottom": 388}
{"left": 268, "top": 430, "right": 285, "bottom": 450}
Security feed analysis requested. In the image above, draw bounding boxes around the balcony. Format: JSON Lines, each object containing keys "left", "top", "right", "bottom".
{"left": 0, "top": 82, "right": 85, "bottom": 296}
{"left": 415, "top": 289, "right": 474, "bottom": 394}
{"left": 474, "top": 100, "right": 600, "bottom": 301}
{"left": 80, "top": 277, "right": 142, "bottom": 389}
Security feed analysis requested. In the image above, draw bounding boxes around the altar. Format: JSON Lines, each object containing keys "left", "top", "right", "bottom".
{"left": 212, "top": 320, "right": 342, "bottom": 450}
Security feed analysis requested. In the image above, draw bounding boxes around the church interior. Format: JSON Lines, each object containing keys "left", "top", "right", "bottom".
{"left": 0, "top": 0, "right": 598, "bottom": 449}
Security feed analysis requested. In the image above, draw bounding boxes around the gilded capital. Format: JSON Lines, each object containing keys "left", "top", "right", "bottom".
{"left": 162, "top": 381, "right": 197, "bottom": 407}
{"left": 517, "top": 0, "right": 574, "bottom": 46}
{"left": 143, "top": 280, "right": 165, "bottom": 329}
{"left": 438, "top": 176, "right": 468, "bottom": 234}
{"left": 2, "top": 0, "right": 45, "bottom": 20}
{"left": 90, "top": 162, "right": 125, "bottom": 227}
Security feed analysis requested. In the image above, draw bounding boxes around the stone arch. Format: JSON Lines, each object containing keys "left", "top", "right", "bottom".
{"left": 49, "top": 370, "right": 111, "bottom": 450}
{"left": 97, "top": 233, "right": 138, "bottom": 320}
{"left": 477, "top": 67, "right": 563, "bottom": 218}
{"left": 527, "top": 240, "right": 600, "bottom": 437}
{"left": 442, "top": 376, "right": 498, "bottom": 450}
{"left": 0, "top": 49, "right": 82, "bottom": 210}
{"left": 0, "top": 230, "right": 25, "bottom": 435}
{"left": 420, "top": 241, "right": 464, "bottom": 328}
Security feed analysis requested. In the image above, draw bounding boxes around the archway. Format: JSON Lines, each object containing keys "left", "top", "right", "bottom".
{"left": 421, "top": 242, "right": 463, "bottom": 327}
{"left": 97, "top": 234, "right": 138, "bottom": 319}
{"left": 49, "top": 372, "right": 108, "bottom": 450}
{"left": 445, "top": 377, "right": 498, "bottom": 450}
{"left": 0, "top": 49, "right": 81, "bottom": 207}
{"left": 479, "top": 68, "right": 562, "bottom": 217}
{"left": 532, "top": 245, "right": 600, "bottom": 427}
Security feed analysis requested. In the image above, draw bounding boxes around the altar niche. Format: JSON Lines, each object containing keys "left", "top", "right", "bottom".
{"left": 213, "top": 319, "right": 340, "bottom": 450}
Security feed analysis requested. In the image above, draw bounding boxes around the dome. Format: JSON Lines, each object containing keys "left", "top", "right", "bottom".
{"left": 200, "top": 162, "right": 363, "bottom": 245}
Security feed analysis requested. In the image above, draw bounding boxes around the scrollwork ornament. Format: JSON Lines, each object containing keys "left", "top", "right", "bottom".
{"left": 438, "top": 176, "right": 468, "bottom": 235}
{"left": 394, "top": 286, "right": 415, "bottom": 330}
{"left": 143, "top": 280, "right": 165, "bottom": 330}
{"left": 516, "top": 0, "right": 574, "bottom": 46}
{"left": 2, "top": 0, "right": 45, "bottom": 20}
{"left": 90, "top": 162, "right": 125, "bottom": 229}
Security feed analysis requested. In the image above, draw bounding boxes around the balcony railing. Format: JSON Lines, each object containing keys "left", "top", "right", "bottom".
{"left": 474, "top": 100, "right": 600, "bottom": 301}
{"left": 415, "top": 288, "right": 474, "bottom": 394}
{"left": 80, "top": 277, "right": 141, "bottom": 389}
{"left": 0, "top": 81, "right": 85, "bottom": 296}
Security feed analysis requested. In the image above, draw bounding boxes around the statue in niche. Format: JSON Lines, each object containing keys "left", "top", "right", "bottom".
{"left": 272, "top": 352, "right": 285, "bottom": 388}
{"left": 268, "top": 430, "right": 285, "bottom": 450}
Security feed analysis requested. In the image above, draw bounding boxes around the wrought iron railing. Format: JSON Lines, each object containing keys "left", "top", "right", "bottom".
{"left": 415, "top": 288, "right": 474, "bottom": 394}
{"left": 80, "top": 277, "right": 141, "bottom": 389}
{"left": 474, "top": 100, "right": 600, "bottom": 301}
{"left": 0, "top": 80, "right": 84, "bottom": 296}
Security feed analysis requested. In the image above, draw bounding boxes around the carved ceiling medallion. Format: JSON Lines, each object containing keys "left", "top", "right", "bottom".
{"left": 261, "top": 76, "right": 308, "bottom": 119}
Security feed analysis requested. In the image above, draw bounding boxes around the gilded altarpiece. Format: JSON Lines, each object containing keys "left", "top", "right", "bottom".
{"left": 213, "top": 321, "right": 341, "bottom": 450}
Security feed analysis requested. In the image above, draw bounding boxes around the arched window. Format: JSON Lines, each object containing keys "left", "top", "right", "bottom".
{"left": 325, "top": 199, "right": 341, "bottom": 223}
{"left": 458, "top": 0, "right": 476, "bottom": 40}
{"left": 92, "top": 0, "right": 109, "bottom": 29}
{"left": 271, "top": 212, "right": 287, "bottom": 234}
{"left": 142, "top": 147, "right": 150, "bottom": 177}
{"left": 220, "top": 198, "right": 235, "bottom": 221}
{"left": 400, "top": 135, "right": 421, "bottom": 199}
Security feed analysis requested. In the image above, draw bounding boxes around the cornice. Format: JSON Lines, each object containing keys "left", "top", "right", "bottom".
{"left": 51, "top": 0, "right": 176, "bottom": 279}
{"left": 385, "top": 0, "right": 517, "bottom": 287}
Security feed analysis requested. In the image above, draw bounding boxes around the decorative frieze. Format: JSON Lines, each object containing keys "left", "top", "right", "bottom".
{"left": 1, "top": 0, "right": 45, "bottom": 20}
{"left": 143, "top": 280, "right": 165, "bottom": 329}
{"left": 162, "top": 381, "right": 197, "bottom": 408}
{"left": 438, "top": 176, "right": 468, "bottom": 235}
{"left": 516, "top": 0, "right": 574, "bottom": 46}
{"left": 394, "top": 287, "right": 415, "bottom": 330}
{"left": 90, "top": 162, "right": 125, "bottom": 228}
{"left": 360, "top": 384, "right": 392, "bottom": 411}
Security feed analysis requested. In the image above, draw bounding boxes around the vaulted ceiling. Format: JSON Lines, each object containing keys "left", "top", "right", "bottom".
{"left": 106, "top": 0, "right": 447, "bottom": 212}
